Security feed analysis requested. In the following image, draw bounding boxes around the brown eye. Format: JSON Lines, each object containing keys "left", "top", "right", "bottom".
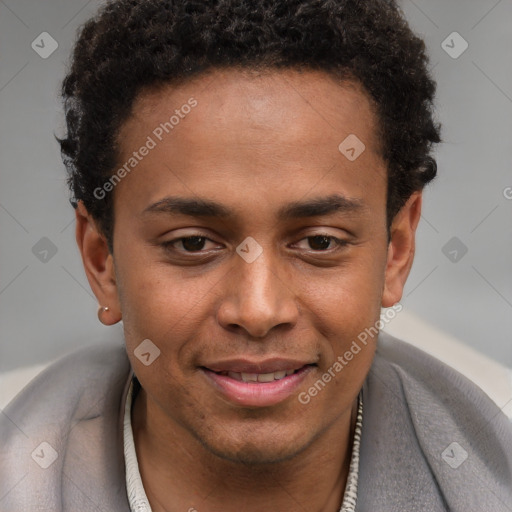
{"left": 307, "top": 235, "right": 333, "bottom": 251}
{"left": 179, "top": 236, "right": 207, "bottom": 252}
{"left": 163, "top": 236, "right": 215, "bottom": 253}
{"left": 295, "top": 234, "right": 347, "bottom": 252}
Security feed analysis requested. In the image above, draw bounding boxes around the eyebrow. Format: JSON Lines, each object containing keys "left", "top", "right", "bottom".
{"left": 142, "top": 194, "right": 365, "bottom": 220}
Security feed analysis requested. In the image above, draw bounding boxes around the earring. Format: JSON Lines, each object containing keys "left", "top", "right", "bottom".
{"left": 97, "top": 306, "right": 110, "bottom": 325}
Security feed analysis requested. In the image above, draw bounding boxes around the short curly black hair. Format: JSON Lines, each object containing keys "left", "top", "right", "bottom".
{"left": 57, "top": 0, "right": 441, "bottom": 253}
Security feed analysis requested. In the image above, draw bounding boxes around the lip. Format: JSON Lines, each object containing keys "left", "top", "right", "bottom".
{"left": 201, "top": 363, "right": 315, "bottom": 407}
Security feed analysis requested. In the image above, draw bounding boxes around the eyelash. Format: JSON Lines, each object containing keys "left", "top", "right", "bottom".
{"left": 161, "top": 234, "right": 349, "bottom": 255}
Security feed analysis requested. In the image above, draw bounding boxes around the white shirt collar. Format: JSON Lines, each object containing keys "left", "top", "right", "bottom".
{"left": 123, "top": 378, "right": 152, "bottom": 512}
{"left": 123, "top": 378, "right": 363, "bottom": 512}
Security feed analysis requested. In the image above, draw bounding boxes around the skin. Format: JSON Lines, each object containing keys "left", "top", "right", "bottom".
{"left": 75, "top": 68, "right": 422, "bottom": 512}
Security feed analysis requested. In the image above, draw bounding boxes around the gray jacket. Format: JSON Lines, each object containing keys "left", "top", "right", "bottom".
{"left": 1, "top": 332, "right": 511, "bottom": 511}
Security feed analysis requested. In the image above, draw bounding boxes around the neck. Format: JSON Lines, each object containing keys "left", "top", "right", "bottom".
{"left": 132, "top": 387, "right": 357, "bottom": 512}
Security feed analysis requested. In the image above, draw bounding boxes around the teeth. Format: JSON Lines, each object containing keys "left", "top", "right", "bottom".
{"left": 241, "top": 373, "right": 258, "bottom": 382}
{"left": 225, "top": 370, "right": 296, "bottom": 382}
{"left": 257, "top": 372, "right": 275, "bottom": 383}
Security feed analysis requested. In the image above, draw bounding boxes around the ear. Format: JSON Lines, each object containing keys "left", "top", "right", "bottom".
{"left": 75, "top": 201, "right": 121, "bottom": 325}
{"left": 382, "top": 192, "right": 422, "bottom": 308}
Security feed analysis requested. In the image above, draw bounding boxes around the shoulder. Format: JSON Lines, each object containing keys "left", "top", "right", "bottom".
{"left": 374, "top": 331, "right": 510, "bottom": 427}
{"left": 0, "top": 341, "right": 132, "bottom": 511}
{"left": 2, "top": 340, "right": 131, "bottom": 420}
{"left": 361, "top": 331, "right": 512, "bottom": 510}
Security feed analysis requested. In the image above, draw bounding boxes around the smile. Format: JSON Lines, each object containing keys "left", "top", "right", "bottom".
{"left": 215, "top": 369, "right": 299, "bottom": 383}
{"left": 201, "top": 364, "right": 315, "bottom": 407}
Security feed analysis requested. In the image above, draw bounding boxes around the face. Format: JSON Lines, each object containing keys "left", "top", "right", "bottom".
{"left": 78, "top": 68, "right": 419, "bottom": 464}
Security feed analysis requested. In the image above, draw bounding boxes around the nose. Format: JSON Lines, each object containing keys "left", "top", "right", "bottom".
{"left": 216, "top": 246, "right": 299, "bottom": 338}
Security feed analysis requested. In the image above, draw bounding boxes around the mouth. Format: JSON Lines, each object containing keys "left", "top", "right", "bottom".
{"left": 213, "top": 367, "right": 302, "bottom": 383}
{"left": 200, "top": 362, "right": 316, "bottom": 407}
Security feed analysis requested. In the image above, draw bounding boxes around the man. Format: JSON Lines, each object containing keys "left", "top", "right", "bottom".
{"left": 1, "top": 0, "right": 511, "bottom": 511}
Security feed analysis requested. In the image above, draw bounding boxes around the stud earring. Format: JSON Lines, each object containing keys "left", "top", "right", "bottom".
{"left": 97, "top": 306, "right": 110, "bottom": 325}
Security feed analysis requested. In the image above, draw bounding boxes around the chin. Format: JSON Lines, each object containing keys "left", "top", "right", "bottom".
{"left": 191, "top": 423, "right": 316, "bottom": 466}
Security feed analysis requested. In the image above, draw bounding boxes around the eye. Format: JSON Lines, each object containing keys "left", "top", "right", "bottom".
{"left": 162, "top": 236, "right": 219, "bottom": 253}
{"left": 294, "top": 234, "right": 348, "bottom": 252}
{"left": 161, "top": 233, "right": 348, "bottom": 256}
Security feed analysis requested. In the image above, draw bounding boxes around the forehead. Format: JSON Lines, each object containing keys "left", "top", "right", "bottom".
{"left": 126, "top": 68, "right": 383, "bottom": 154}
{"left": 113, "top": 68, "right": 387, "bottom": 219}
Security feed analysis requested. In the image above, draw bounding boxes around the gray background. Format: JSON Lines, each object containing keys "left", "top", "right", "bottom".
{"left": 1, "top": 0, "right": 511, "bottom": 371}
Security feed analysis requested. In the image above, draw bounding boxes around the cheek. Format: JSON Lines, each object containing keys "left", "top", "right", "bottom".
{"left": 302, "top": 252, "right": 386, "bottom": 334}
{"left": 116, "top": 260, "right": 211, "bottom": 405}
{"left": 297, "top": 260, "right": 383, "bottom": 417}
{"left": 115, "top": 250, "right": 217, "bottom": 341}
